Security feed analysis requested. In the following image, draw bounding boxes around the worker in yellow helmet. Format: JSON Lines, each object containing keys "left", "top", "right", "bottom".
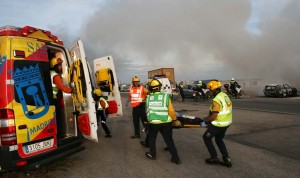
{"left": 202, "top": 80, "right": 232, "bottom": 168}
{"left": 145, "top": 79, "right": 181, "bottom": 164}
{"left": 93, "top": 88, "right": 112, "bottom": 138}
{"left": 128, "top": 76, "right": 149, "bottom": 138}
{"left": 50, "top": 57, "right": 73, "bottom": 139}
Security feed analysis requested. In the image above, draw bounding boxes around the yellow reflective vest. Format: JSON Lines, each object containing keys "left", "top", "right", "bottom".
{"left": 210, "top": 92, "right": 232, "bottom": 127}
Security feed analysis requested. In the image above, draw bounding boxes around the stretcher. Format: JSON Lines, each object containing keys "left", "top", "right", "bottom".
{"left": 174, "top": 112, "right": 205, "bottom": 128}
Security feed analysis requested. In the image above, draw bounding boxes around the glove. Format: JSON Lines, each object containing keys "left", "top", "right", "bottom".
{"left": 200, "top": 121, "right": 207, "bottom": 128}
{"left": 172, "top": 120, "right": 182, "bottom": 128}
{"left": 69, "top": 82, "right": 75, "bottom": 88}
{"left": 125, "top": 100, "right": 129, "bottom": 107}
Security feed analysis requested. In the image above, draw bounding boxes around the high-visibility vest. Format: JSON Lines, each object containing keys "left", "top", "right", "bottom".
{"left": 210, "top": 92, "right": 232, "bottom": 127}
{"left": 50, "top": 70, "right": 59, "bottom": 99}
{"left": 129, "top": 86, "right": 145, "bottom": 107}
{"left": 197, "top": 83, "right": 202, "bottom": 88}
{"left": 97, "top": 97, "right": 109, "bottom": 110}
{"left": 146, "top": 92, "right": 172, "bottom": 124}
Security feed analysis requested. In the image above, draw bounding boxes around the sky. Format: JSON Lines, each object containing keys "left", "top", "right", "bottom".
{"left": 1, "top": 0, "right": 299, "bottom": 88}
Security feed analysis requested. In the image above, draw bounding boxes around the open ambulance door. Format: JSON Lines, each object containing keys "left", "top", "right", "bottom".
{"left": 69, "top": 39, "right": 98, "bottom": 142}
{"left": 94, "top": 56, "right": 123, "bottom": 117}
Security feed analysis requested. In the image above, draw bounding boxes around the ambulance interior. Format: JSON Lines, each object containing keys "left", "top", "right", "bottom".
{"left": 47, "top": 46, "right": 77, "bottom": 139}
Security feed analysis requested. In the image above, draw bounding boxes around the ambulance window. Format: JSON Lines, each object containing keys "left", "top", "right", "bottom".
{"left": 13, "top": 60, "right": 54, "bottom": 106}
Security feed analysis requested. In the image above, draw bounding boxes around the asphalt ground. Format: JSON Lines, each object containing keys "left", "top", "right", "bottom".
{"left": 1, "top": 94, "right": 300, "bottom": 178}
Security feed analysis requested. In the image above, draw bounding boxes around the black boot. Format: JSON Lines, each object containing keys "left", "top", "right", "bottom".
{"left": 205, "top": 157, "right": 220, "bottom": 165}
{"left": 220, "top": 156, "right": 232, "bottom": 168}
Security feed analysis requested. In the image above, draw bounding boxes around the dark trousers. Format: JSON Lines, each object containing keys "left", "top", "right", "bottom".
{"left": 179, "top": 90, "right": 185, "bottom": 101}
{"left": 230, "top": 86, "right": 238, "bottom": 97}
{"left": 203, "top": 125, "right": 229, "bottom": 159}
{"left": 96, "top": 109, "right": 111, "bottom": 136}
{"left": 132, "top": 102, "right": 147, "bottom": 136}
{"left": 148, "top": 122, "right": 180, "bottom": 160}
{"left": 54, "top": 99, "right": 66, "bottom": 138}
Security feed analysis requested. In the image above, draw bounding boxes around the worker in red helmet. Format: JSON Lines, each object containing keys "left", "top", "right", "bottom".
{"left": 203, "top": 80, "right": 232, "bottom": 168}
{"left": 128, "top": 76, "right": 149, "bottom": 139}
{"left": 50, "top": 57, "right": 73, "bottom": 139}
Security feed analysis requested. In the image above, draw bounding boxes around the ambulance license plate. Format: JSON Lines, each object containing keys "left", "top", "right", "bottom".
{"left": 25, "top": 139, "right": 54, "bottom": 153}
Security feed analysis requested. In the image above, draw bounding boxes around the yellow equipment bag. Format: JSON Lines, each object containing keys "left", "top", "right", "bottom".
{"left": 95, "top": 68, "right": 115, "bottom": 93}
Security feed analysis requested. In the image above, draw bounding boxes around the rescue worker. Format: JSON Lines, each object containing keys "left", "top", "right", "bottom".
{"left": 230, "top": 78, "right": 240, "bottom": 99}
{"left": 128, "top": 76, "right": 148, "bottom": 139}
{"left": 203, "top": 80, "right": 232, "bottom": 167}
{"left": 196, "top": 81, "right": 205, "bottom": 100}
{"left": 93, "top": 88, "right": 112, "bottom": 138}
{"left": 50, "top": 57, "right": 73, "bottom": 139}
{"left": 145, "top": 79, "right": 181, "bottom": 164}
{"left": 178, "top": 82, "right": 185, "bottom": 101}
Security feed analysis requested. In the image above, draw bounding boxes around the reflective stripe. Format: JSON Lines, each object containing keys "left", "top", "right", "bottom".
{"left": 149, "top": 107, "right": 168, "bottom": 110}
{"left": 50, "top": 70, "right": 59, "bottom": 99}
{"left": 211, "top": 120, "right": 232, "bottom": 126}
{"left": 97, "top": 97, "right": 109, "bottom": 110}
{"left": 218, "top": 109, "right": 232, "bottom": 115}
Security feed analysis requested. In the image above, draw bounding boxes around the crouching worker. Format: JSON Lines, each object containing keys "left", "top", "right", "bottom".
{"left": 145, "top": 79, "right": 181, "bottom": 164}
{"left": 93, "top": 89, "right": 112, "bottom": 138}
{"left": 203, "top": 80, "right": 232, "bottom": 167}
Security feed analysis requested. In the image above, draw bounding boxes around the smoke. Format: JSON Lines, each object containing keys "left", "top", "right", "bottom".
{"left": 75, "top": 0, "right": 300, "bottom": 88}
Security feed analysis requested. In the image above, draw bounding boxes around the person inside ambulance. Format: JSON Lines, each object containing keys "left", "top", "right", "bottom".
{"left": 50, "top": 57, "right": 73, "bottom": 139}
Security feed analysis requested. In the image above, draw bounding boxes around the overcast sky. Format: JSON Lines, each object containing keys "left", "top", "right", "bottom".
{"left": 1, "top": 0, "right": 299, "bottom": 87}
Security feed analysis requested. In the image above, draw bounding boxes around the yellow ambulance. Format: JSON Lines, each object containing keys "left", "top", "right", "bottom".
{"left": 0, "top": 26, "right": 122, "bottom": 171}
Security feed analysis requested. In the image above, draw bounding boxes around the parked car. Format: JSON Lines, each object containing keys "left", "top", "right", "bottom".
{"left": 263, "top": 84, "right": 298, "bottom": 97}
{"left": 182, "top": 84, "right": 196, "bottom": 98}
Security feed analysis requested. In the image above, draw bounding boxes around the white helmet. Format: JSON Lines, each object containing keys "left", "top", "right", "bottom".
{"left": 231, "top": 78, "right": 235, "bottom": 80}
{"left": 198, "top": 81, "right": 202, "bottom": 84}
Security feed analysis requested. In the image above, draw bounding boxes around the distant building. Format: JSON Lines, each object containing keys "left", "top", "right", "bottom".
{"left": 148, "top": 68, "right": 175, "bottom": 84}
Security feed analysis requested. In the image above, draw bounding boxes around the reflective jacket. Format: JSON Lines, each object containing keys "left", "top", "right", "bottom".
{"left": 146, "top": 92, "right": 173, "bottom": 124}
{"left": 50, "top": 70, "right": 59, "bottom": 99}
{"left": 97, "top": 97, "right": 109, "bottom": 110}
{"left": 129, "top": 86, "right": 146, "bottom": 107}
{"left": 210, "top": 92, "right": 232, "bottom": 127}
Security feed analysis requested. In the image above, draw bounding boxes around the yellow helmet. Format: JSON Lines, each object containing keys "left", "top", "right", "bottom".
{"left": 50, "top": 57, "right": 63, "bottom": 68}
{"left": 93, "top": 88, "right": 102, "bottom": 96}
{"left": 132, "top": 76, "right": 140, "bottom": 82}
{"left": 207, "top": 80, "right": 222, "bottom": 91}
{"left": 149, "top": 79, "right": 162, "bottom": 92}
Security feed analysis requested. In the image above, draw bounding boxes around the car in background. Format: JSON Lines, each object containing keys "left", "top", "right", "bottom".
{"left": 182, "top": 84, "right": 196, "bottom": 98}
{"left": 263, "top": 84, "right": 298, "bottom": 97}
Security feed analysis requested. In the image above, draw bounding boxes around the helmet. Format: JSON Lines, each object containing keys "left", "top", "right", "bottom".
{"left": 132, "top": 76, "right": 140, "bottom": 82}
{"left": 198, "top": 81, "right": 202, "bottom": 84}
{"left": 231, "top": 78, "right": 235, "bottom": 81}
{"left": 149, "top": 79, "right": 162, "bottom": 92}
{"left": 207, "top": 80, "right": 222, "bottom": 91}
{"left": 93, "top": 88, "right": 102, "bottom": 96}
{"left": 50, "top": 57, "right": 63, "bottom": 68}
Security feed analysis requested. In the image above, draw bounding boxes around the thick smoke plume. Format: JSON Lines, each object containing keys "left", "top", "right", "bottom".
{"left": 75, "top": 0, "right": 299, "bottom": 89}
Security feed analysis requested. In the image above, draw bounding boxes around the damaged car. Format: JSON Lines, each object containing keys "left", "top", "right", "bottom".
{"left": 263, "top": 84, "right": 298, "bottom": 97}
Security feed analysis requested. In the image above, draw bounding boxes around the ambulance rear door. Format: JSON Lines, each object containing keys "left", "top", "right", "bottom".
{"left": 69, "top": 39, "right": 98, "bottom": 142}
{"left": 94, "top": 56, "right": 123, "bottom": 117}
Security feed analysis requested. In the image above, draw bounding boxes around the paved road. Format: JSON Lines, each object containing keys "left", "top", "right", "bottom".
{"left": 2, "top": 94, "right": 300, "bottom": 178}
